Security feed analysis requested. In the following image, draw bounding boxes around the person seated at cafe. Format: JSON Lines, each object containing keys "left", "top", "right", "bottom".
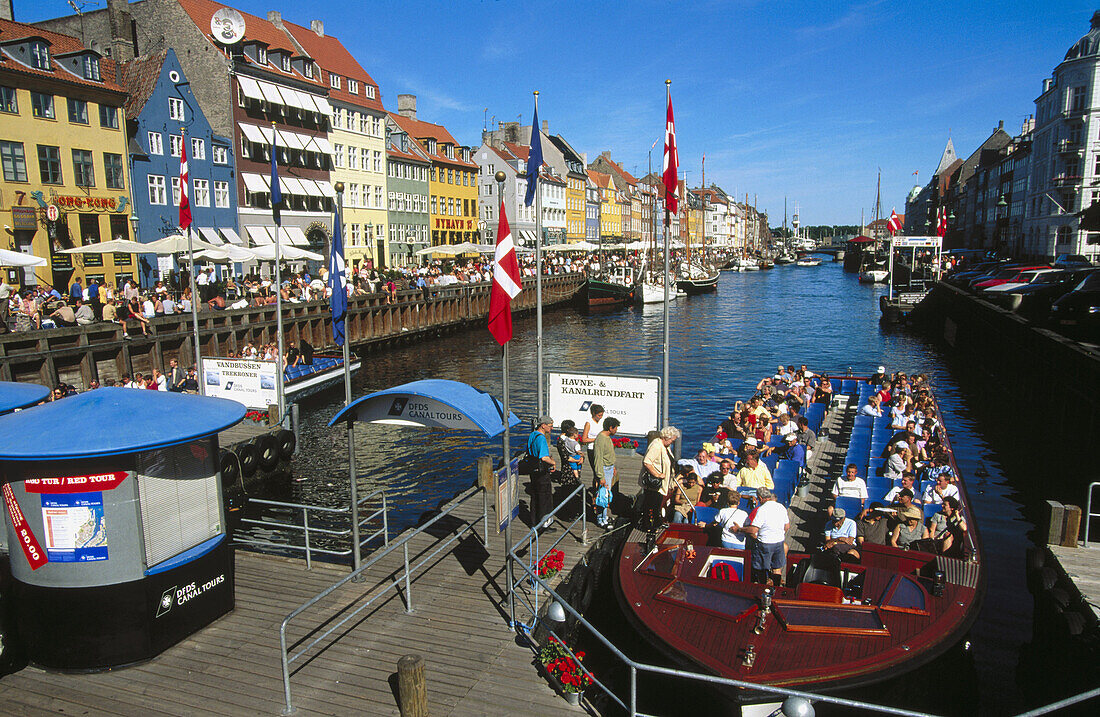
{"left": 823, "top": 508, "right": 859, "bottom": 561}
{"left": 890, "top": 504, "right": 928, "bottom": 550}
{"left": 49, "top": 301, "right": 77, "bottom": 327}
{"left": 857, "top": 502, "right": 890, "bottom": 546}
{"left": 74, "top": 299, "right": 95, "bottom": 326}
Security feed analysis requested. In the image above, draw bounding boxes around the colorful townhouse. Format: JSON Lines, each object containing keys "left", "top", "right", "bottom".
{"left": 385, "top": 117, "right": 430, "bottom": 265}
{"left": 0, "top": 17, "right": 133, "bottom": 291}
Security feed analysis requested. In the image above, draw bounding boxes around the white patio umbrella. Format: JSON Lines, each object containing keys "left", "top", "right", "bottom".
{"left": 623, "top": 240, "right": 649, "bottom": 251}
{"left": 60, "top": 239, "right": 148, "bottom": 254}
{"left": 0, "top": 247, "right": 47, "bottom": 267}
{"left": 193, "top": 245, "right": 258, "bottom": 263}
{"left": 142, "top": 234, "right": 222, "bottom": 255}
{"left": 249, "top": 244, "right": 323, "bottom": 261}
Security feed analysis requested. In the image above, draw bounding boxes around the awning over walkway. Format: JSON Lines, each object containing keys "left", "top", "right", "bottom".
{"left": 328, "top": 379, "right": 520, "bottom": 438}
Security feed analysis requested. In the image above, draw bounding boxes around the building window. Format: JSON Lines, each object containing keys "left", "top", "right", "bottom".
{"left": 347, "top": 145, "right": 357, "bottom": 169}
{"left": 361, "top": 147, "right": 369, "bottom": 169}
{"left": 333, "top": 143, "right": 343, "bottom": 168}
{"left": 148, "top": 131, "right": 163, "bottom": 155}
{"left": 365, "top": 85, "right": 376, "bottom": 99}
{"left": 346, "top": 111, "right": 354, "bottom": 130}
{"left": 30, "top": 41, "right": 50, "bottom": 70}
{"left": 99, "top": 104, "right": 119, "bottom": 129}
{"left": 148, "top": 175, "right": 166, "bottom": 205}
{"left": 212, "top": 145, "right": 228, "bottom": 164}
{"left": 169, "top": 134, "right": 183, "bottom": 157}
{"left": 171, "top": 177, "right": 181, "bottom": 206}
{"left": 103, "top": 152, "right": 123, "bottom": 189}
{"left": 191, "top": 137, "right": 205, "bottom": 160}
{"left": 72, "top": 149, "right": 95, "bottom": 187}
{"left": 281, "top": 55, "right": 291, "bottom": 72}
{"left": 214, "top": 180, "right": 230, "bottom": 208}
{"left": 373, "top": 150, "right": 382, "bottom": 172}
{"left": 348, "top": 79, "right": 358, "bottom": 94}
{"left": 304, "top": 62, "right": 314, "bottom": 79}
{"left": 374, "top": 185, "right": 383, "bottom": 207}
{"left": 0, "top": 86, "right": 15, "bottom": 113}
{"left": 348, "top": 183, "right": 359, "bottom": 207}
{"left": 430, "top": 195, "right": 436, "bottom": 214}
{"left": 256, "top": 46, "right": 267, "bottom": 65}
{"left": 31, "top": 92, "right": 54, "bottom": 119}
{"left": 350, "top": 224, "right": 360, "bottom": 245}
{"left": 193, "top": 179, "right": 210, "bottom": 207}
{"left": 37, "top": 145, "right": 62, "bottom": 184}
{"left": 0, "top": 141, "right": 27, "bottom": 182}
{"left": 83, "top": 55, "right": 101, "bottom": 81}
{"left": 1070, "top": 86, "right": 1087, "bottom": 112}
{"left": 330, "top": 73, "right": 341, "bottom": 89}
{"left": 169, "top": 97, "right": 185, "bottom": 121}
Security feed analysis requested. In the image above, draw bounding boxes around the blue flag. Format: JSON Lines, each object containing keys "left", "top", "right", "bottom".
{"left": 329, "top": 214, "right": 347, "bottom": 346}
{"left": 270, "top": 129, "right": 281, "bottom": 222}
{"left": 524, "top": 100, "right": 543, "bottom": 207}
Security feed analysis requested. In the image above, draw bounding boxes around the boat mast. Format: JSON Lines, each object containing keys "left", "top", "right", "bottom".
{"left": 700, "top": 155, "right": 707, "bottom": 266}
{"left": 873, "top": 169, "right": 882, "bottom": 253}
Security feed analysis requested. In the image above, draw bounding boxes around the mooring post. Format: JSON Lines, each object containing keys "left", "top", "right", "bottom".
{"left": 397, "top": 654, "right": 428, "bottom": 717}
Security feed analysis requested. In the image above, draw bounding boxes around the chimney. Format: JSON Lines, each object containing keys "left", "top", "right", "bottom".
{"left": 106, "top": 0, "right": 134, "bottom": 61}
{"left": 267, "top": 11, "right": 283, "bottom": 28}
{"left": 398, "top": 94, "right": 417, "bottom": 119}
{"left": 311, "top": 20, "right": 324, "bottom": 37}
{"left": 541, "top": 119, "right": 548, "bottom": 134}
{"left": 998, "top": 120, "right": 1004, "bottom": 131}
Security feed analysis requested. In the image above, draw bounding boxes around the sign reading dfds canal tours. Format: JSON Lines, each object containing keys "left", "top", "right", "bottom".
{"left": 547, "top": 372, "right": 660, "bottom": 437}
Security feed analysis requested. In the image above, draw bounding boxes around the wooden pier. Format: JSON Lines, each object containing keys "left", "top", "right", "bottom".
{"left": 0, "top": 274, "right": 584, "bottom": 390}
{"left": 0, "top": 472, "right": 602, "bottom": 715}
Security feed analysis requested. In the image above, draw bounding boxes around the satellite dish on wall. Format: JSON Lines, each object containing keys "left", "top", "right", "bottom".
{"left": 211, "top": 8, "right": 246, "bottom": 45}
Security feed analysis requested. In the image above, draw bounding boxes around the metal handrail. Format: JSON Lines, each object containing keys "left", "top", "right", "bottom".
{"left": 1084, "top": 481, "right": 1100, "bottom": 546}
{"left": 278, "top": 484, "right": 488, "bottom": 714}
{"left": 354, "top": 489, "right": 390, "bottom": 554}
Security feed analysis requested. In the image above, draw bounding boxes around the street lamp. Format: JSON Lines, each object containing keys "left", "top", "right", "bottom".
{"left": 364, "top": 222, "right": 374, "bottom": 268}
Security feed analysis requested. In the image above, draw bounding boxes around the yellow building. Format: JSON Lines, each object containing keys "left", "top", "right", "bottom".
{"left": 390, "top": 99, "right": 477, "bottom": 249}
{"left": 589, "top": 170, "right": 620, "bottom": 240}
{"left": 0, "top": 19, "right": 133, "bottom": 292}
{"left": 565, "top": 174, "right": 585, "bottom": 242}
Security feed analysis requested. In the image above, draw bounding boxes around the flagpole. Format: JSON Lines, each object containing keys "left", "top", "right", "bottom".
{"left": 180, "top": 128, "right": 203, "bottom": 393}
{"left": 532, "top": 91, "right": 545, "bottom": 418}
{"left": 661, "top": 80, "right": 671, "bottom": 427}
{"left": 496, "top": 170, "right": 516, "bottom": 628}
{"left": 272, "top": 122, "right": 286, "bottom": 424}
{"left": 333, "top": 181, "right": 360, "bottom": 574}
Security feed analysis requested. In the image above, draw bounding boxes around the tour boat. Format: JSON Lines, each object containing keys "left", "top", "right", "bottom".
{"left": 581, "top": 266, "right": 638, "bottom": 308}
{"left": 859, "top": 265, "right": 890, "bottom": 283}
{"left": 283, "top": 354, "right": 362, "bottom": 402}
{"left": 614, "top": 376, "right": 984, "bottom": 703}
{"left": 774, "top": 251, "right": 796, "bottom": 265}
{"left": 795, "top": 256, "right": 822, "bottom": 267}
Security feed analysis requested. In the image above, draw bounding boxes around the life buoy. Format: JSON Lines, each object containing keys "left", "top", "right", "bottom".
{"left": 237, "top": 442, "right": 259, "bottom": 477}
{"left": 256, "top": 433, "right": 280, "bottom": 471}
{"left": 275, "top": 429, "right": 296, "bottom": 460}
{"left": 219, "top": 449, "right": 240, "bottom": 488}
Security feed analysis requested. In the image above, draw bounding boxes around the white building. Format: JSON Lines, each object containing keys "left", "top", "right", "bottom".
{"left": 1026, "top": 10, "right": 1100, "bottom": 262}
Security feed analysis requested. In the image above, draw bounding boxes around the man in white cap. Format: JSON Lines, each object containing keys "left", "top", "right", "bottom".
{"left": 870, "top": 366, "right": 887, "bottom": 385}
{"left": 823, "top": 508, "right": 859, "bottom": 560}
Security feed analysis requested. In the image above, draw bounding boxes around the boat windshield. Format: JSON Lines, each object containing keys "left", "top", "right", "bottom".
{"left": 638, "top": 545, "right": 680, "bottom": 576}
{"left": 772, "top": 602, "right": 890, "bottom": 636}
{"left": 655, "top": 580, "right": 758, "bottom": 622}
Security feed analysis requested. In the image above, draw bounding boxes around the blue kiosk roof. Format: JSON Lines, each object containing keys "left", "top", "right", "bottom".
{"left": 0, "top": 381, "right": 50, "bottom": 415}
{"left": 0, "top": 388, "right": 246, "bottom": 460}
{"left": 328, "top": 379, "right": 520, "bottom": 438}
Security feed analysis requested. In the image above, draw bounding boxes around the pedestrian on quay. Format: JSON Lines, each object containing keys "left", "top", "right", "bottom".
{"left": 527, "top": 415, "right": 557, "bottom": 529}
{"left": 580, "top": 403, "right": 605, "bottom": 489}
{"left": 593, "top": 416, "right": 620, "bottom": 525}
{"left": 640, "top": 426, "right": 679, "bottom": 530}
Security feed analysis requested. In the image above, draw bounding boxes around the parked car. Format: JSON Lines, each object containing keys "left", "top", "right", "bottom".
{"left": 994, "top": 268, "right": 1098, "bottom": 317}
{"left": 1049, "top": 271, "right": 1100, "bottom": 341}
{"left": 981, "top": 268, "right": 1060, "bottom": 292}
{"left": 1053, "top": 253, "right": 1094, "bottom": 270}
{"left": 947, "top": 259, "right": 1013, "bottom": 287}
{"left": 967, "top": 264, "right": 1050, "bottom": 290}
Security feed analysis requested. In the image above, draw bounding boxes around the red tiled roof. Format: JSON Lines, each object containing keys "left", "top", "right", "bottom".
{"left": 0, "top": 16, "right": 124, "bottom": 93}
{"left": 119, "top": 50, "right": 167, "bottom": 117}
{"left": 389, "top": 112, "right": 477, "bottom": 169}
{"left": 588, "top": 169, "right": 612, "bottom": 188}
{"left": 601, "top": 155, "right": 637, "bottom": 186}
{"left": 503, "top": 142, "right": 529, "bottom": 161}
{"left": 281, "top": 21, "right": 383, "bottom": 112}
{"left": 177, "top": 0, "right": 298, "bottom": 54}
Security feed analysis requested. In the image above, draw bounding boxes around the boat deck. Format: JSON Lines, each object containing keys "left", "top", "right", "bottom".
{"left": 0, "top": 479, "right": 601, "bottom": 715}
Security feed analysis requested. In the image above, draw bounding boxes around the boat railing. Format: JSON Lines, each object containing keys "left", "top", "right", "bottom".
{"left": 232, "top": 487, "right": 390, "bottom": 569}
{"left": 1084, "top": 481, "right": 1100, "bottom": 545}
{"left": 277, "top": 484, "right": 489, "bottom": 715}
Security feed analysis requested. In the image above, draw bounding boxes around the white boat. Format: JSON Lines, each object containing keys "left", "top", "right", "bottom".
{"left": 859, "top": 268, "right": 889, "bottom": 283}
{"left": 639, "top": 274, "right": 678, "bottom": 303}
{"left": 795, "top": 256, "right": 822, "bottom": 267}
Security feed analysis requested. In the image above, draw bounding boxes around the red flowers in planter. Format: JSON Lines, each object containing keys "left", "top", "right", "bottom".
{"left": 244, "top": 410, "right": 269, "bottom": 423}
{"left": 610, "top": 436, "right": 640, "bottom": 449}
{"left": 538, "top": 549, "right": 564, "bottom": 580}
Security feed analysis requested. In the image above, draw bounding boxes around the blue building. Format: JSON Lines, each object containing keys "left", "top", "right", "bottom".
{"left": 120, "top": 49, "right": 238, "bottom": 286}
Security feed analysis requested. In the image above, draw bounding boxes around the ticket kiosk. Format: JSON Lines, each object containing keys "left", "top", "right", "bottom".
{"left": 0, "top": 388, "right": 245, "bottom": 670}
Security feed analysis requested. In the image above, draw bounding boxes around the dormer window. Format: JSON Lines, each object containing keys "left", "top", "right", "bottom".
{"left": 31, "top": 41, "right": 50, "bottom": 70}
{"left": 330, "top": 73, "right": 341, "bottom": 89}
{"left": 426, "top": 138, "right": 437, "bottom": 155}
{"left": 257, "top": 46, "right": 267, "bottom": 65}
{"left": 281, "top": 54, "right": 291, "bottom": 72}
{"left": 83, "top": 55, "right": 101, "bottom": 81}
{"left": 304, "top": 62, "right": 314, "bottom": 79}
{"left": 365, "top": 85, "right": 376, "bottom": 99}
{"left": 347, "top": 79, "right": 358, "bottom": 94}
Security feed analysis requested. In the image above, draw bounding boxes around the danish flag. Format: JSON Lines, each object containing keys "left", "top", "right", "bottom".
{"left": 488, "top": 202, "right": 522, "bottom": 345}
{"left": 178, "top": 132, "right": 191, "bottom": 230}
{"left": 663, "top": 85, "right": 679, "bottom": 215}
{"left": 887, "top": 208, "right": 900, "bottom": 236}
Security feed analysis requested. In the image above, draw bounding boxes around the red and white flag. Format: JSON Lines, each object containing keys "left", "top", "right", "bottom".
{"left": 937, "top": 207, "right": 947, "bottom": 237}
{"left": 488, "top": 201, "right": 522, "bottom": 345}
{"left": 662, "top": 86, "right": 679, "bottom": 215}
{"left": 887, "top": 208, "right": 900, "bottom": 235}
{"left": 179, "top": 133, "right": 192, "bottom": 230}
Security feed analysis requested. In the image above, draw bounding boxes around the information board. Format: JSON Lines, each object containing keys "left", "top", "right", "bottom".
{"left": 201, "top": 357, "right": 277, "bottom": 409}
{"left": 547, "top": 372, "right": 660, "bottom": 437}
{"left": 41, "top": 492, "right": 108, "bottom": 563}
{"left": 496, "top": 457, "right": 520, "bottom": 533}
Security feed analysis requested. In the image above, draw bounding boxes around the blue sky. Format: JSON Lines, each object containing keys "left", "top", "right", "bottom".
{"left": 20, "top": 1, "right": 1100, "bottom": 225}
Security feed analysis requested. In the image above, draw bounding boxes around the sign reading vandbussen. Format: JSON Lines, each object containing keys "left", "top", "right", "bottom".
{"left": 200, "top": 357, "right": 278, "bottom": 409}
{"left": 547, "top": 372, "right": 660, "bottom": 437}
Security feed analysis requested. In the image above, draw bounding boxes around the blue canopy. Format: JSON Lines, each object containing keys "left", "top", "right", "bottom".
{"left": 328, "top": 379, "right": 520, "bottom": 438}
{"left": 0, "top": 381, "right": 50, "bottom": 415}
{"left": 0, "top": 387, "right": 246, "bottom": 461}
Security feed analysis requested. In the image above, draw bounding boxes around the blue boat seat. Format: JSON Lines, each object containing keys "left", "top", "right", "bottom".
{"left": 693, "top": 506, "right": 719, "bottom": 525}
{"left": 834, "top": 496, "right": 863, "bottom": 518}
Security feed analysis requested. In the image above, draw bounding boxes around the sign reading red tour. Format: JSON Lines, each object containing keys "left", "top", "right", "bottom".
{"left": 23, "top": 471, "right": 127, "bottom": 494}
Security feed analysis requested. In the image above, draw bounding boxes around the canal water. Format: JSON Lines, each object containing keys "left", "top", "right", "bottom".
{"left": 274, "top": 261, "right": 1050, "bottom": 715}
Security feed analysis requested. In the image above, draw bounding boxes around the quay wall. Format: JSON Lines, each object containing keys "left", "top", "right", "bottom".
{"left": 0, "top": 273, "right": 584, "bottom": 390}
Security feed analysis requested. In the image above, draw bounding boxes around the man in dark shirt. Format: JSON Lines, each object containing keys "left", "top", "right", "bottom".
{"left": 857, "top": 502, "right": 890, "bottom": 546}
{"left": 298, "top": 338, "right": 314, "bottom": 366}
